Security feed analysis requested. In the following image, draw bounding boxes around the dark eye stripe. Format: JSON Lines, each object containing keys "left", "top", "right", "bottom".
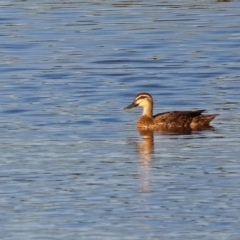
{"left": 136, "top": 95, "right": 148, "bottom": 101}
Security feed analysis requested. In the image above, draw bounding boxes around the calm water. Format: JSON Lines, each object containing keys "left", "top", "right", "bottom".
{"left": 1, "top": 0, "right": 240, "bottom": 239}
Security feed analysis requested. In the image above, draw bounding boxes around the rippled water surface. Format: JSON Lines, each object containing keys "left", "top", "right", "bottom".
{"left": 1, "top": 0, "right": 240, "bottom": 239}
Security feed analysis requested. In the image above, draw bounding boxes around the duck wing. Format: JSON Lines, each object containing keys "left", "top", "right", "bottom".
{"left": 153, "top": 110, "right": 206, "bottom": 128}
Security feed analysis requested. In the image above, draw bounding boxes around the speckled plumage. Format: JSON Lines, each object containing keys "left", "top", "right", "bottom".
{"left": 124, "top": 92, "right": 218, "bottom": 130}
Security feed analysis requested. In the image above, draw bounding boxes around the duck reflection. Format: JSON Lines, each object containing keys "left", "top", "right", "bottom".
{"left": 137, "top": 129, "right": 154, "bottom": 163}
{"left": 136, "top": 127, "right": 216, "bottom": 192}
{"left": 137, "top": 129, "right": 154, "bottom": 193}
{"left": 137, "top": 127, "right": 194, "bottom": 163}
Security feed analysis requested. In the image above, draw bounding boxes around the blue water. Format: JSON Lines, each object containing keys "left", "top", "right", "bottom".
{"left": 1, "top": 1, "right": 240, "bottom": 239}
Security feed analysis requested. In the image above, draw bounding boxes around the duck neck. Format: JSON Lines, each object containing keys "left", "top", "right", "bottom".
{"left": 142, "top": 102, "right": 153, "bottom": 117}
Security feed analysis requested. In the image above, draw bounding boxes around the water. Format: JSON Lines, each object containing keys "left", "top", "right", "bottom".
{"left": 1, "top": 0, "right": 240, "bottom": 239}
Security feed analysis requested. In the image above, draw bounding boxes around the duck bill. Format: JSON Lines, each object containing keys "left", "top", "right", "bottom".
{"left": 124, "top": 102, "right": 138, "bottom": 110}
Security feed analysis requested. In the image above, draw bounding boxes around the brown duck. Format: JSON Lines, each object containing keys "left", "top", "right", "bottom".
{"left": 124, "top": 92, "right": 218, "bottom": 130}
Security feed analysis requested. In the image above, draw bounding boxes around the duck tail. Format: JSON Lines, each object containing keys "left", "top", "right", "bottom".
{"left": 190, "top": 114, "right": 219, "bottom": 129}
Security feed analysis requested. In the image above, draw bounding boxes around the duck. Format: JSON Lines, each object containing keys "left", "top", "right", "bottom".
{"left": 124, "top": 92, "right": 218, "bottom": 130}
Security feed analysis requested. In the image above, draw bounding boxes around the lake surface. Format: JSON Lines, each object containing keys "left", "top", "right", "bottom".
{"left": 1, "top": 0, "right": 240, "bottom": 239}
